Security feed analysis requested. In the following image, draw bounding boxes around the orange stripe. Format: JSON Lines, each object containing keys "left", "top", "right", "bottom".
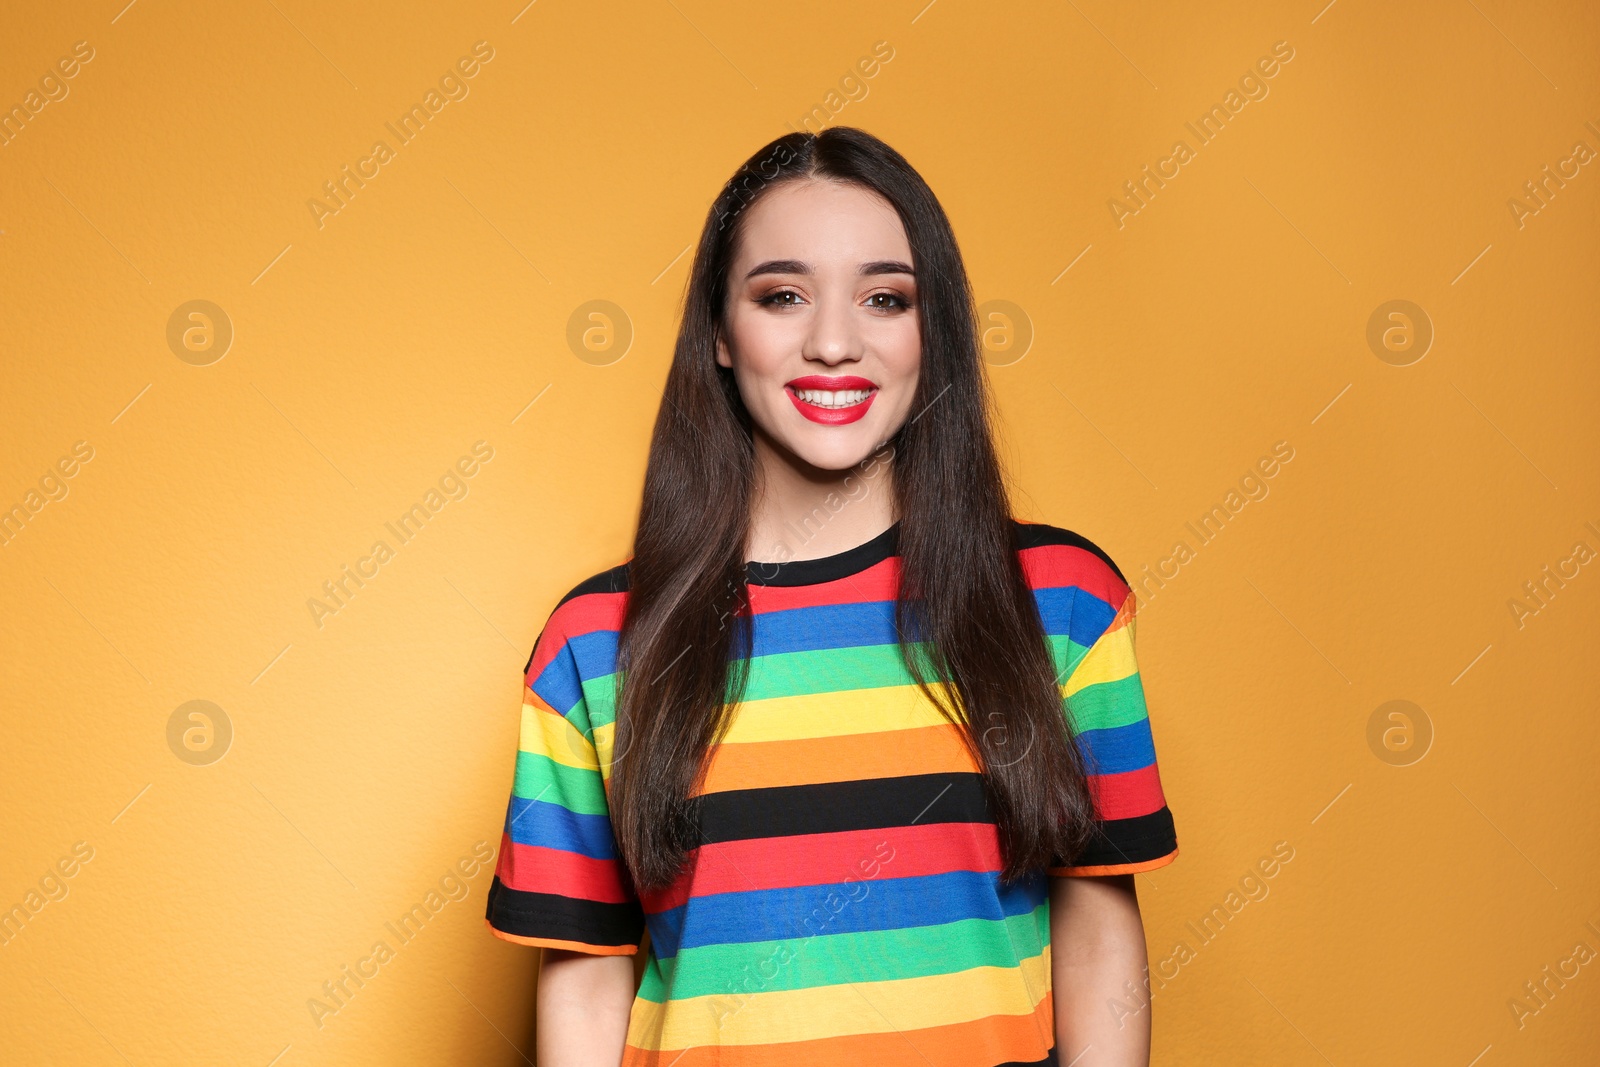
{"left": 623, "top": 990, "right": 1056, "bottom": 1066}
{"left": 485, "top": 920, "right": 638, "bottom": 955}
{"left": 1050, "top": 847, "right": 1178, "bottom": 878}
{"left": 699, "top": 722, "right": 978, "bottom": 793}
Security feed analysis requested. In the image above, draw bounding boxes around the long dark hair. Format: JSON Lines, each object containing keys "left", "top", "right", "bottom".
{"left": 610, "top": 126, "right": 1097, "bottom": 892}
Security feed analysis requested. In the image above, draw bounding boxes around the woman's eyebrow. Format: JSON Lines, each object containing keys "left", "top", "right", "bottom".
{"left": 746, "top": 259, "right": 810, "bottom": 279}
{"left": 745, "top": 259, "right": 916, "bottom": 279}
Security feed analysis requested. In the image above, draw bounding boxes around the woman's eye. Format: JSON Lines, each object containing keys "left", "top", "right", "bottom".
{"left": 867, "top": 292, "right": 911, "bottom": 310}
{"left": 758, "top": 290, "right": 802, "bottom": 307}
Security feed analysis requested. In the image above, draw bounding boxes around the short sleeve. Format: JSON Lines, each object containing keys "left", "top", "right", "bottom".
{"left": 1047, "top": 577, "right": 1179, "bottom": 877}
{"left": 484, "top": 601, "right": 646, "bottom": 954}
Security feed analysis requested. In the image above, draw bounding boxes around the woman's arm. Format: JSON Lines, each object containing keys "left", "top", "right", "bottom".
{"left": 535, "top": 948, "right": 636, "bottom": 1066}
{"left": 1050, "top": 873, "right": 1153, "bottom": 1066}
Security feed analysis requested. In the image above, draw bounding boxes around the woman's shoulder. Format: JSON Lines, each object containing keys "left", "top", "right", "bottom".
{"left": 1009, "top": 518, "right": 1132, "bottom": 600}
{"left": 521, "top": 560, "right": 631, "bottom": 677}
{"left": 552, "top": 560, "right": 632, "bottom": 609}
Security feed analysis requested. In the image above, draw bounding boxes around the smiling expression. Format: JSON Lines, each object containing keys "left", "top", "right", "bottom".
{"left": 716, "top": 178, "right": 922, "bottom": 472}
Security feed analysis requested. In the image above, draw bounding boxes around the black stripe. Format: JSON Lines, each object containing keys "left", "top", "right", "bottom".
{"left": 695, "top": 777, "right": 1175, "bottom": 869}
{"left": 745, "top": 520, "right": 902, "bottom": 586}
{"left": 557, "top": 563, "right": 631, "bottom": 606}
{"left": 485, "top": 877, "right": 644, "bottom": 948}
{"left": 692, "top": 772, "right": 993, "bottom": 844}
{"left": 1053, "top": 807, "right": 1178, "bottom": 869}
{"left": 997, "top": 1047, "right": 1058, "bottom": 1066}
{"left": 1010, "top": 520, "right": 1128, "bottom": 585}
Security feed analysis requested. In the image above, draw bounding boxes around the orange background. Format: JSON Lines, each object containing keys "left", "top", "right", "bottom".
{"left": 2, "top": 1, "right": 1597, "bottom": 1064}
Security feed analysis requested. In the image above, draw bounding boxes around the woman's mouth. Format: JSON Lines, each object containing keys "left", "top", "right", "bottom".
{"left": 784, "top": 375, "right": 878, "bottom": 425}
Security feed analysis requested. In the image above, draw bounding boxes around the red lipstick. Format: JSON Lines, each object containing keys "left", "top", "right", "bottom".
{"left": 784, "top": 375, "right": 878, "bottom": 425}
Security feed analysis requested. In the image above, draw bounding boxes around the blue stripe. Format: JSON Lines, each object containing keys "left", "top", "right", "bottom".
{"left": 504, "top": 797, "right": 619, "bottom": 860}
{"left": 645, "top": 868, "right": 1048, "bottom": 958}
{"left": 536, "top": 587, "right": 1116, "bottom": 700}
{"left": 737, "top": 600, "right": 900, "bottom": 658}
{"left": 1034, "top": 585, "right": 1115, "bottom": 646}
{"left": 532, "top": 630, "right": 620, "bottom": 714}
{"left": 1076, "top": 718, "right": 1156, "bottom": 776}
{"left": 567, "top": 630, "right": 620, "bottom": 691}
{"left": 531, "top": 649, "right": 582, "bottom": 716}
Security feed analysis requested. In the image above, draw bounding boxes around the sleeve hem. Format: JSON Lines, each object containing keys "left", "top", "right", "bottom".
{"left": 1049, "top": 846, "right": 1178, "bottom": 878}
{"left": 486, "top": 919, "right": 639, "bottom": 955}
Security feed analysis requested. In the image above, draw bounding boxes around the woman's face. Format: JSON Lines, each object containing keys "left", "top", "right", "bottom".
{"left": 717, "top": 178, "right": 922, "bottom": 473}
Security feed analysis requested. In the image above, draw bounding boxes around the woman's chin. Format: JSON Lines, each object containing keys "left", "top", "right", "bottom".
{"left": 777, "top": 432, "right": 884, "bottom": 476}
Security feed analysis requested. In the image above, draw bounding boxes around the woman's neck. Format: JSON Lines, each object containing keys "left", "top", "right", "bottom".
{"left": 745, "top": 430, "right": 897, "bottom": 564}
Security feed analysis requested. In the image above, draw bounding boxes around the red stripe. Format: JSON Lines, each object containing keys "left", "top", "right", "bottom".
{"left": 1089, "top": 763, "right": 1166, "bottom": 820}
{"left": 526, "top": 589, "right": 628, "bottom": 680}
{"left": 1018, "top": 542, "right": 1130, "bottom": 608}
{"left": 746, "top": 557, "right": 901, "bottom": 613}
{"left": 638, "top": 821, "right": 1002, "bottom": 911}
{"left": 496, "top": 832, "right": 636, "bottom": 903}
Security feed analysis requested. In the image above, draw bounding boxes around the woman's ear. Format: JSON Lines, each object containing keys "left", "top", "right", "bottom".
{"left": 715, "top": 330, "right": 732, "bottom": 369}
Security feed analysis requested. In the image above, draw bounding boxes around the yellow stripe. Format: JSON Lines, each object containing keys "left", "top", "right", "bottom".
{"left": 629, "top": 946, "right": 1050, "bottom": 1049}
{"left": 1062, "top": 618, "right": 1138, "bottom": 698}
{"left": 591, "top": 719, "right": 617, "bottom": 782}
{"left": 519, "top": 696, "right": 598, "bottom": 771}
{"left": 719, "top": 682, "right": 959, "bottom": 745}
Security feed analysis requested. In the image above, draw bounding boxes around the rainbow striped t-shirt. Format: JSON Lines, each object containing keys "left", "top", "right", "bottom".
{"left": 485, "top": 519, "right": 1178, "bottom": 1065}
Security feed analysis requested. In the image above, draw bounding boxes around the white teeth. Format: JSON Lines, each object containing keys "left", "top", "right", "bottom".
{"left": 793, "top": 388, "right": 873, "bottom": 408}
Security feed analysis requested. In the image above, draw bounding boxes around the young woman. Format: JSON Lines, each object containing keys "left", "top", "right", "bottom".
{"left": 485, "top": 126, "right": 1178, "bottom": 1067}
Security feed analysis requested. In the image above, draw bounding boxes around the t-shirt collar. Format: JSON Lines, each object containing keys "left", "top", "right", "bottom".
{"left": 745, "top": 520, "right": 901, "bottom": 587}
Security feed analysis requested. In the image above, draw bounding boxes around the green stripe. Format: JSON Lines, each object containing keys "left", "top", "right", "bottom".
{"left": 512, "top": 751, "right": 607, "bottom": 814}
{"left": 742, "top": 643, "right": 931, "bottom": 702}
{"left": 580, "top": 674, "right": 619, "bottom": 730}
{"left": 582, "top": 643, "right": 932, "bottom": 731}
{"left": 1047, "top": 632, "right": 1093, "bottom": 683}
{"left": 636, "top": 905, "right": 1049, "bottom": 1002}
{"left": 1065, "top": 672, "right": 1148, "bottom": 732}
